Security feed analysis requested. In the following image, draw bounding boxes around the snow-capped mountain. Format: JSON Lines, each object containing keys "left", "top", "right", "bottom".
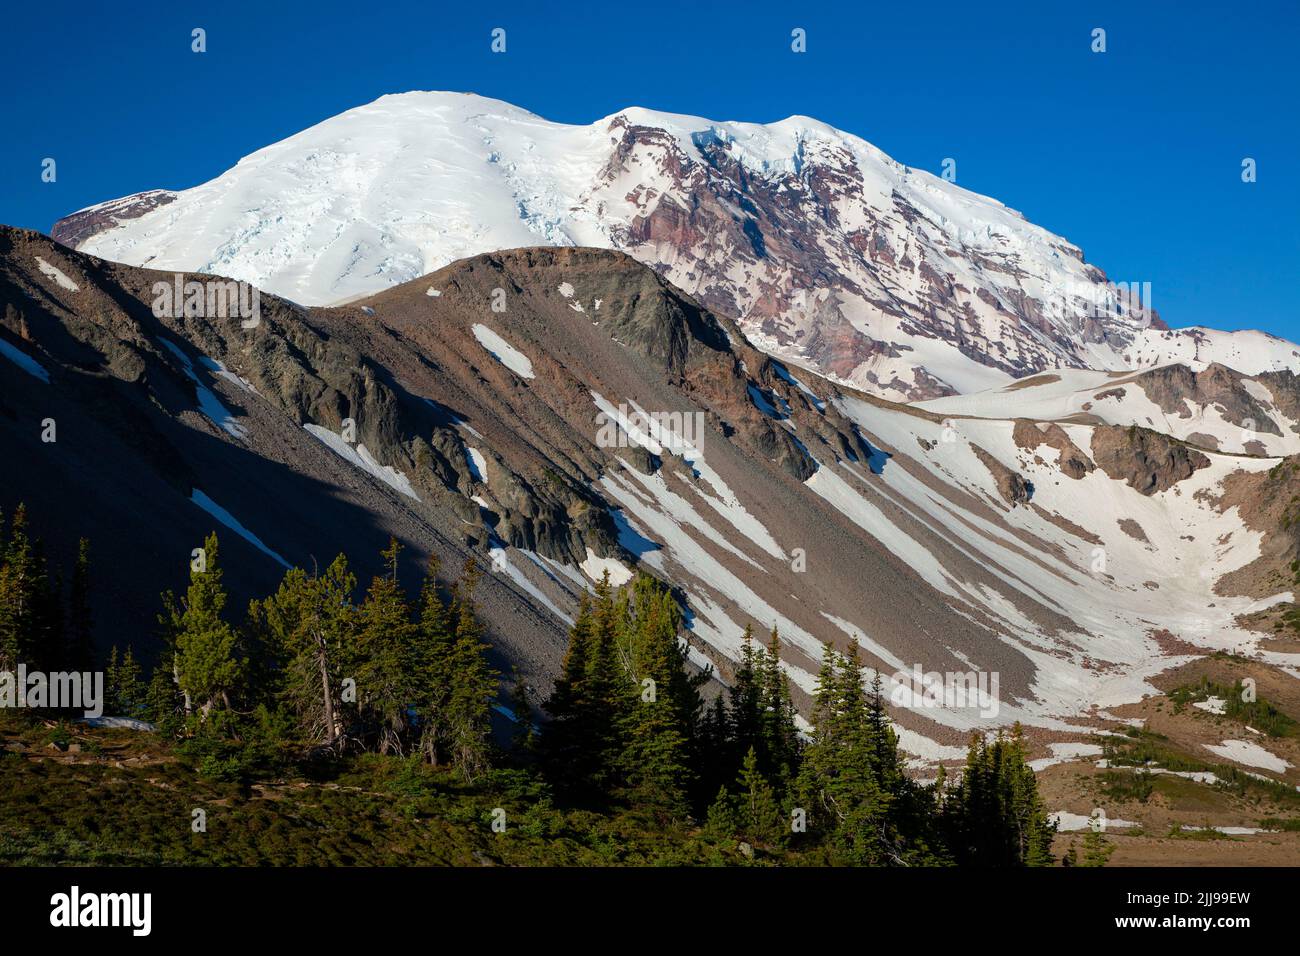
{"left": 54, "top": 92, "right": 1300, "bottom": 402}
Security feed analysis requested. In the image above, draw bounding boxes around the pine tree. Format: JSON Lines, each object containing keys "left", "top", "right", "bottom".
{"left": 171, "top": 533, "right": 246, "bottom": 728}
{"left": 541, "top": 592, "right": 600, "bottom": 793}
{"left": 759, "top": 626, "right": 800, "bottom": 790}
{"left": 939, "top": 725, "right": 1057, "bottom": 866}
{"left": 735, "top": 745, "right": 784, "bottom": 845}
{"left": 65, "top": 538, "right": 94, "bottom": 673}
{"left": 412, "top": 554, "right": 455, "bottom": 765}
{"left": 618, "top": 574, "right": 698, "bottom": 815}
{"left": 705, "top": 785, "right": 741, "bottom": 840}
{"left": 255, "top": 556, "right": 356, "bottom": 750}
{"left": 354, "top": 538, "right": 415, "bottom": 755}
{"left": 0, "top": 505, "right": 46, "bottom": 671}
{"left": 106, "top": 645, "right": 146, "bottom": 718}
{"left": 1081, "top": 825, "right": 1114, "bottom": 867}
{"left": 508, "top": 667, "right": 534, "bottom": 752}
{"left": 445, "top": 559, "right": 498, "bottom": 781}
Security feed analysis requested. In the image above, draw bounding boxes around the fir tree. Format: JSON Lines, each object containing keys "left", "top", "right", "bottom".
{"left": 445, "top": 559, "right": 498, "bottom": 781}
{"left": 735, "top": 745, "right": 784, "bottom": 845}
{"left": 412, "top": 554, "right": 455, "bottom": 765}
{"left": 1081, "top": 825, "right": 1114, "bottom": 867}
{"left": 65, "top": 538, "right": 94, "bottom": 673}
{"left": 171, "top": 533, "right": 246, "bottom": 728}
{"left": 106, "top": 645, "right": 146, "bottom": 718}
{"left": 354, "top": 538, "right": 415, "bottom": 755}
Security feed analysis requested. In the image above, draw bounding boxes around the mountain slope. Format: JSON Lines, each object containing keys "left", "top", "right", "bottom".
{"left": 4, "top": 225, "right": 1295, "bottom": 765}
{"left": 53, "top": 92, "right": 1300, "bottom": 401}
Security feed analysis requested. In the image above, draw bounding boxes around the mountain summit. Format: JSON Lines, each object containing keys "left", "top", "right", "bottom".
{"left": 54, "top": 92, "right": 1300, "bottom": 402}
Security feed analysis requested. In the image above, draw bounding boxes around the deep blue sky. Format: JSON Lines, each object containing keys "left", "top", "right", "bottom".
{"left": 2, "top": 1, "right": 1296, "bottom": 339}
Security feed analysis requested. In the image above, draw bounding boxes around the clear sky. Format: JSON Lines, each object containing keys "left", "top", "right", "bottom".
{"left": 2, "top": 0, "right": 1296, "bottom": 340}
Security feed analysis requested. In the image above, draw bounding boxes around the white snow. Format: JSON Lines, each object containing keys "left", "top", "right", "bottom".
{"left": 191, "top": 489, "right": 290, "bottom": 569}
{"left": 1028, "top": 741, "right": 1105, "bottom": 772}
{"left": 1203, "top": 739, "right": 1292, "bottom": 773}
{"left": 83, "top": 716, "right": 156, "bottom": 731}
{"left": 579, "top": 547, "right": 633, "bottom": 585}
{"left": 0, "top": 339, "right": 50, "bottom": 383}
{"left": 159, "top": 339, "right": 247, "bottom": 439}
{"left": 304, "top": 424, "right": 420, "bottom": 500}
{"left": 1050, "top": 811, "right": 1137, "bottom": 832}
{"left": 34, "top": 256, "right": 79, "bottom": 292}
{"left": 1194, "top": 696, "right": 1227, "bottom": 715}
{"left": 472, "top": 324, "right": 535, "bottom": 379}
{"left": 488, "top": 541, "right": 573, "bottom": 625}
{"left": 465, "top": 446, "right": 488, "bottom": 482}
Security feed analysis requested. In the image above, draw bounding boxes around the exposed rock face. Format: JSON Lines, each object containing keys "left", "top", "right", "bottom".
{"left": 1258, "top": 370, "right": 1300, "bottom": 435}
{"left": 1012, "top": 419, "right": 1095, "bottom": 479}
{"left": 1089, "top": 425, "right": 1210, "bottom": 495}
{"left": 50, "top": 190, "right": 177, "bottom": 249}
{"left": 1209, "top": 456, "right": 1300, "bottom": 599}
{"left": 972, "top": 445, "right": 1032, "bottom": 506}
{"left": 1130, "top": 363, "right": 1282, "bottom": 436}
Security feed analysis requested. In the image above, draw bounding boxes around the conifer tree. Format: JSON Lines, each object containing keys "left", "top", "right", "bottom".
{"left": 939, "top": 725, "right": 1056, "bottom": 866}
{"left": 354, "top": 538, "right": 415, "bottom": 754}
{"left": 445, "top": 559, "right": 498, "bottom": 781}
{"left": 735, "top": 745, "right": 784, "bottom": 845}
{"left": 1081, "top": 824, "right": 1114, "bottom": 867}
{"left": 413, "top": 554, "right": 456, "bottom": 765}
{"left": 254, "top": 556, "right": 356, "bottom": 750}
{"left": 0, "top": 505, "right": 46, "bottom": 671}
{"left": 106, "top": 645, "right": 146, "bottom": 718}
{"left": 759, "top": 626, "right": 800, "bottom": 790}
{"left": 541, "top": 592, "right": 600, "bottom": 792}
{"left": 65, "top": 538, "right": 94, "bottom": 673}
{"left": 171, "top": 533, "right": 246, "bottom": 728}
{"left": 508, "top": 667, "right": 534, "bottom": 752}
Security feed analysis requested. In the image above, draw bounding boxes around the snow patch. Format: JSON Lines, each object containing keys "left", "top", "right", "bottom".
{"left": 0, "top": 338, "right": 50, "bottom": 383}
{"left": 472, "top": 324, "right": 535, "bottom": 379}
{"left": 191, "top": 489, "right": 290, "bottom": 569}
{"left": 304, "top": 424, "right": 420, "bottom": 500}
{"left": 34, "top": 256, "right": 79, "bottom": 292}
{"left": 580, "top": 548, "right": 633, "bottom": 585}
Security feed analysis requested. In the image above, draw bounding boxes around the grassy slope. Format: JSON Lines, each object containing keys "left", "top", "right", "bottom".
{"left": 0, "top": 715, "right": 787, "bottom": 867}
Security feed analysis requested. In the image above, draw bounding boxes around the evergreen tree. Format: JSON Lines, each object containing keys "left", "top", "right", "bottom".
{"left": 507, "top": 667, "right": 534, "bottom": 752}
{"left": 171, "top": 533, "right": 246, "bottom": 728}
{"left": 65, "top": 538, "right": 94, "bottom": 673}
{"left": 354, "top": 538, "right": 415, "bottom": 755}
{"left": 254, "top": 556, "right": 356, "bottom": 750}
{"left": 758, "top": 626, "right": 800, "bottom": 791}
{"left": 1081, "top": 825, "right": 1114, "bottom": 867}
{"left": 735, "top": 745, "right": 784, "bottom": 845}
{"left": 618, "top": 574, "right": 699, "bottom": 815}
{"left": 445, "top": 559, "right": 498, "bottom": 781}
{"left": 939, "top": 725, "right": 1056, "bottom": 866}
{"left": 412, "top": 555, "right": 456, "bottom": 765}
{"left": 0, "top": 505, "right": 47, "bottom": 671}
{"left": 106, "top": 644, "right": 146, "bottom": 718}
